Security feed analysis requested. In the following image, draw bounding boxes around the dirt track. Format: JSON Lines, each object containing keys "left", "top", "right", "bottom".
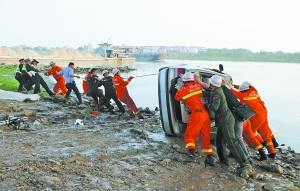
{"left": 0, "top": 97, "right": 300, "bottom": 191}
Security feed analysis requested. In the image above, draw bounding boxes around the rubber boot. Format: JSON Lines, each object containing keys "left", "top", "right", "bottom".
{"left": 268, "top": 153, "right": 276, "bottom": 159}
{"left": 220, "top": 158, "right": 229, "bottom": 166}
{"left": 258, "top": 149, "right": 267, "bottom": 161}
{"left": 240, "top": 164, "right": 252, "bottom": 178}
{"left": 272, "top": 138, "right": 279, "bottom": 148}
{"left": 205, "top": 155, "right": 215, "bottom": 167}
{"left": 183, "top": 149, "right": 195, "bottom": 163}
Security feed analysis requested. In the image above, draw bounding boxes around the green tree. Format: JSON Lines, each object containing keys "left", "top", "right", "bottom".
{"left": 34, "top": 46, "right": 43, "bottom": 52}
{"left": 42, "top": 47, "right": 47, "bottom": 51}
{"left": 78, "top": 47, "right": 84, "bottom": 51}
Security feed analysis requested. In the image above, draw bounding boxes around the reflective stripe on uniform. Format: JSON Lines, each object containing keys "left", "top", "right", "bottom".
{"left": 267, "top": 142, "right": 273, "bottom": 146}
{"left": 186, "top": 143, "right": 195, "bottom": 149}
{"left": 182, "top": 90, "right": 202, "bottom": 100}
{"left": 255, "top": 145, "right": 263, "bottom": 150}
{"left": 114, "top": 83, "right": 120, "bottom": 86}
{"left": 83, "top": 79, "right": 87, "bottom": 81}
{"left": 202, "top": 149, "right": 213, "bottom": 153}
{"left": 126, "top": 80, "right": 130, "bottom": 83}
{"left": 254, "top": 132, "right": 259, "bottom": 136}
{"left": 270, "top": 133, "right": 274, "bottom": 136}
{"left": 134, "top": 110, "right": 140, "bottom": 115}
{"left": 243, "top": 96, "right": 258, "bottom": 100}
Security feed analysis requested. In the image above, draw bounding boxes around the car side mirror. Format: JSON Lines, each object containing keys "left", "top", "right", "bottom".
{"left": 219, "top": 64, "right": 224, "bottom": 72}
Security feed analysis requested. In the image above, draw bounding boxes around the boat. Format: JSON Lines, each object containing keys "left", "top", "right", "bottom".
{"left": 95, "top": 43, "right": 135, "bottom": 64}
{"left": 158, "top": 64, "right": 233, "bottom": 136}
{"left": 133, "top": 52, "right": 167, "bottom": 61}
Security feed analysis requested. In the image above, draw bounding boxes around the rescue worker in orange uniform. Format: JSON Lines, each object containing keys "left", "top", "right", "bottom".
{"left": 240, "top": 81, "right": 279, "bottom": 148}
{"left": 242, "top": 119, "right": 267, "bottom": 161}
{"left": 231, "top": 83, "right": 276, "bottom": 158}
{"left": 112, "top": 68, "right": 144, "bottom": 119}
{"left": 82, "top": 69, "right": 91, "bottom": 95}
{"left": 174, "top": 72, "right": 215, "bottom": 166}
{"left": 44, "top": 61, "right": 67, "bottom": 95}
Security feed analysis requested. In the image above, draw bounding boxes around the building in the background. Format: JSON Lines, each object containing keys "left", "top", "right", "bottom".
{"left": 62, "top": 45, "right": 69, "bottom": 50}
{"left": 198, "top": 47, "right": 207, "bottom": 52}
{"left": 83, "top": 44, "right": 92, "bottom": 51}
{"left": 179, "top": 46, "right": 189, "bottom": 52}
{"left": 189, "top": 46, "right": 198, "bottom": 53}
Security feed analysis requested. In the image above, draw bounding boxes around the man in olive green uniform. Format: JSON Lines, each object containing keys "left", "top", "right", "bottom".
{"left": 205, "top": 75, "right": 252, "bottom": 178}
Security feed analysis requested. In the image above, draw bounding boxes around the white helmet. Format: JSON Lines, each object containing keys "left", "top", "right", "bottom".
{"left": 209, "top": 75, "right": 222, "bottom": 87}
{"left": 242, "top": 81, "right": 252, "bottom": 86}
{"left": 112, "top": 68, "right": 120, "bottom": 75}
{"left": 239, "top": 84, "right": 250, "bottom": 91}
{"left": 49, "top": 60, "right": 55, "bottom": 66}
{"left": 182, "top": 72, "right": 194, "bottom": 82}
{"left": 88, "top": 68, "right": 92, "bottom": 73}
{"left": 102, "top": 70, "right": 109, "bottom": 75}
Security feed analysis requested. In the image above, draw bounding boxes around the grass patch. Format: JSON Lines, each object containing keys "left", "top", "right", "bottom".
{"left": 0, "top": 67, "right": 20, "bottom": 91}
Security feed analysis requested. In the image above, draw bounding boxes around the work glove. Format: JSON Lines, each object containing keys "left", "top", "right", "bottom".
{"left": 128, "top": 76, "right": 134, "bottom": 80}
{"left": 233, "top": 84, "right": 240, "bottom": 89}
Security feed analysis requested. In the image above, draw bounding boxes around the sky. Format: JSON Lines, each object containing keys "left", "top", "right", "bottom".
{"left": 0, "top": 0, "right": 299, "bottom": 52}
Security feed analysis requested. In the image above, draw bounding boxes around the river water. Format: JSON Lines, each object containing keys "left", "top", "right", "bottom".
{"left": 71, "top": 60, "right": 300, "bottom": 152}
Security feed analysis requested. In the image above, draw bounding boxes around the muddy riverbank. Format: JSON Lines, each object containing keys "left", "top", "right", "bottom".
{"left": 0, "top": 96, "right": 300, "bottom": 191}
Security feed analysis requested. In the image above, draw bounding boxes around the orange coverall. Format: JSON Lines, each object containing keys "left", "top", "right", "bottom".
{"left": 174, "top": 81, "right": 213, "bottom": 155}
{"left": 112, "top": 75, "right": 142, "bottom": 117}
{"left": 45, "top": 65, "right": 67, "bottom": 95}
{"left": 242, "top": 119, "right": 263, "bottom": 150}
{"left": 231, "top": 88, "right": 275, "bottom": 154}
{"left": 82, "top": 72, "right": 91, "bottom": 94}
{"left": 248, "top": 86, "right": 276, "bottom": 140}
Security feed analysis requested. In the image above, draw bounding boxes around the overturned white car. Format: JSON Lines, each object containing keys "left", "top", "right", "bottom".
{"left": 158, "top": 64, "right": 233, "bottom": 136}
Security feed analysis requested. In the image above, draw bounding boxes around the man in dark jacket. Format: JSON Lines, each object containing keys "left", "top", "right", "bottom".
{"left": 14, "top": 58, "right": 28, "bottom": 91}
{"left": 205, "top": 75, "right": 252, "bottom": 178}
{"left": 101, "top": 70, "right": 125, "bottom": 113}
{"left": 87, "top": 68, "right": 115, "bottom": 114}
{"left": 25, "top": 58, "right": 54, "bottom": 95}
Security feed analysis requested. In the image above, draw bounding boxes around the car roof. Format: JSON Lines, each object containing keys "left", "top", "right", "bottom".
{"left": 168, "top": 65, "right": 231, "bottom": 78}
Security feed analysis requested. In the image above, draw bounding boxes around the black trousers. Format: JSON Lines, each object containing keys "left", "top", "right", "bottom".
{"left": 15, "top": 72, "right": 26, "bottom": 90}
{"left": 105, "top": 90, "right": 125, "bottom": 112}
{"left": 39, "top": 76, "right": 54, "bottom": 95}
{"left": 66, "top": 82, "right": 82, "bottom": 103}
{"left": 29, "top": 75, "right": 40, "bottom": 94}
{"left": 91, "top": 90, "right": 112, "bottom": 110}
{"left": 216, "top": 122, "right": 250, "bottom": 166}
{"left": 28, "top": 75, "right": 54, "bottom": 95}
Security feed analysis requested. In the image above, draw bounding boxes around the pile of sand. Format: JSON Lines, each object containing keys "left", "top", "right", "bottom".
{"left": 41, "top": 49, "right": 53, "bottom": 56}
{"left": 82, "top": 52, "right": 94, "bottom": 58}
{"left": 46, "top": 50, "right": 59, "bottom": 57}
{"left": 0, "top": 47, "right": 17, "bottom": 55}
{"left": 93, "top": 53, "right": 103, "bottom": 59}
{"left": 15, "top": 48, "right": 26, "bottom": 55}
{"left": 72, "top": 50, "right": 83, "bottom": 58}
{"left": 66, "top": 50, "right": 74, "bottom": 57}
{"left": 57, "top": 50, "right": 68, "bottom": 57}
{"left": 24, "top": 50, "right": 40, "bottom": 57}
{"left": 0, "top": 48, "right": 2, "bottom": 55}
